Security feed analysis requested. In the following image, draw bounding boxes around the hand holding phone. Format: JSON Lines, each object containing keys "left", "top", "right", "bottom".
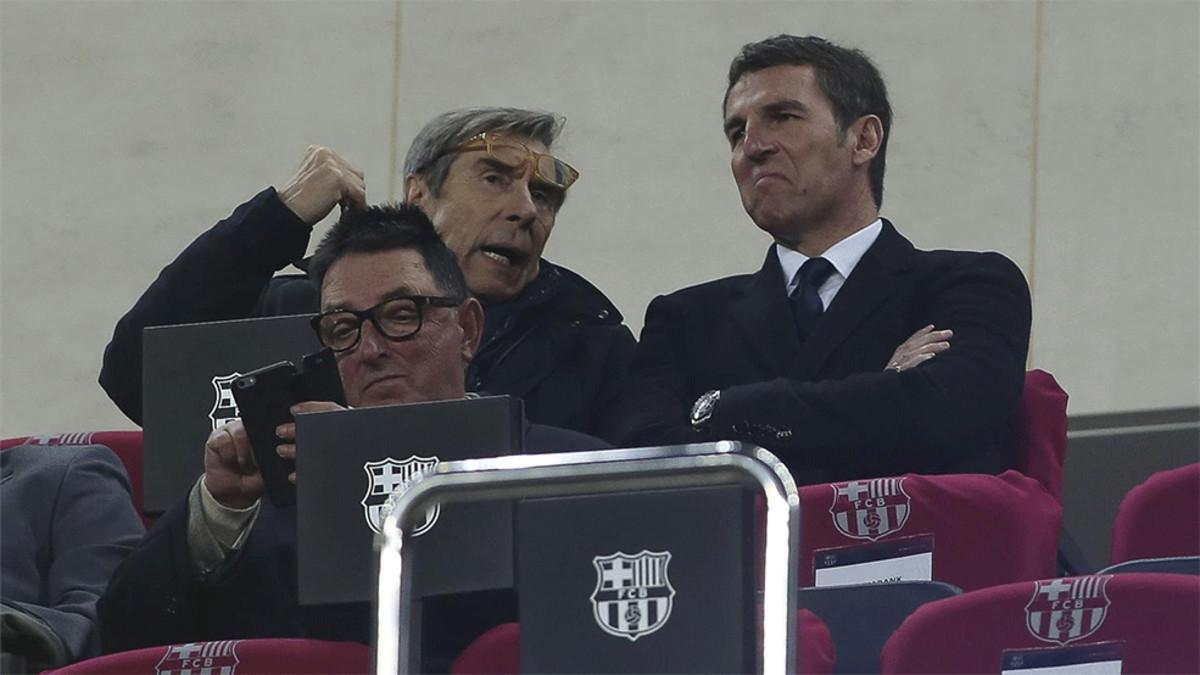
{"left": 273, "top": 399, "right": 345, "bottom": 483}
{"left": 232, "top": 348, "right": 346, "bottom": 506}
{"left": 202, "top": 419, "right": 265, "bottom": 510}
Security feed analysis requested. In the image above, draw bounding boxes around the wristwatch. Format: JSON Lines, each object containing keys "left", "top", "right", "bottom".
{"left": 690, "top": 389, "right": 721, "bottom": 431}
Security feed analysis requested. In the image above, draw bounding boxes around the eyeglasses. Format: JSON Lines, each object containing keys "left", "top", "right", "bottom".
{"left": 448, "top": 132, "right": 580, "bottom": 190}
{"left": 310, "top": 295, "right": 464, "bottom": 353}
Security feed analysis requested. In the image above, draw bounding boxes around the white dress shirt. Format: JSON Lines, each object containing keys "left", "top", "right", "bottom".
{"left": 776, "top": 219, "right": 883, "bottom": 310}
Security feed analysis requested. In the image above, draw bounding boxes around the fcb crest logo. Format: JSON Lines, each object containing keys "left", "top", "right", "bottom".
{"left": 829, "top": 477, "right": 911, "bottom": 541}
{"left": 1025, "top": 576, "right": 1112, "bottom": 646}
{"left": 155, "top": 640, "right": 241, "bottom": 675}
{"left": 209, "top": 373, "right": 243, "bottom": 431}
{"left": 591, "top": 550, "right": 675, "bottom": 641}
{"left": 361, "top": 456, "right": 440, "bottom": 536}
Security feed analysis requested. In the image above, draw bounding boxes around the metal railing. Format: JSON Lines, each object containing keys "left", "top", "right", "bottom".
{"left": 375, "top": 440, "right": 800, "bottom": 674}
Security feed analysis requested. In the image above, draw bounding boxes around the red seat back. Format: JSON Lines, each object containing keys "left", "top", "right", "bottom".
{"left": 1013, "top": 369, "right": 1069, "bottom": 502}
{"left": 45, "top": 638, "right": 370, "bottom": 674}
{"left": 1, "top": 431, "right": 147, "bottom": 526}
{"left": 797, "top": 470, "right": 1061, "bottom": 591}
{"left": 1111, "top": 462, "right": 1200, "bottom": 564}
{"left": 880, "top": 573, "right": 1200, "bottom": 674}
{"left": 451, "top": 613, "right": 835, "bottom": 674}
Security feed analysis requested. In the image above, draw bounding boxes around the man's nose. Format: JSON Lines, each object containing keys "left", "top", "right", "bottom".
{"left": 504, "top": 176, "right": 540, "bottom": 229}
{"left": 742, "top": 121, "right": 776, "bottom": 163}
{"left": 355, "top": 320, "right": 390, "bottom": 359}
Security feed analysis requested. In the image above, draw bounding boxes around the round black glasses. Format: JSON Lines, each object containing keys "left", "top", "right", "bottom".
{"left": 310, "top": 295, "right": 463, "bottom": 353}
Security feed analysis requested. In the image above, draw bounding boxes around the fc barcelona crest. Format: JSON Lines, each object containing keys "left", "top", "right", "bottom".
{"left": 361, "top": 456, "right": 440, "bottom": 536}
{"left": 591, "top": 550, "right": 675, "bottom": 641}
{"left": 1025, "top": 576, "right": 1112, "bottom": 646}
{"left": 209, "top": 373, "right": 243, "bottom": 431}
{"left": 829, "top": 477, "right": 911, "bottom": 541}
{"left": 155, "top": 640, "right": 241, "bottom": 675}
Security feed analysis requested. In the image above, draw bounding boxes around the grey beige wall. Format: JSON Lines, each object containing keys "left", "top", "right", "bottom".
{"left": 2, "top": 0, "right": 1197, "bottom": 437}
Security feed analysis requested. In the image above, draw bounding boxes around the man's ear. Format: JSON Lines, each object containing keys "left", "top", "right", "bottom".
{"left": 457, "top": 297, "right": 484, "bottom": 363}
{"left": 850, "top": 114, "right": 883, "bottom": 167}
{"left": 404, "top": 173, "right": 430, "bottom": 206}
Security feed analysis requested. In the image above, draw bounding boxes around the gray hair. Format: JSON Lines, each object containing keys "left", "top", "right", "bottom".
{"left": 403, "top": 107, "right": 565, "bottom": 198}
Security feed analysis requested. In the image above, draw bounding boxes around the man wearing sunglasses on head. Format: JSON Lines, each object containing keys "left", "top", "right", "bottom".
{"left": 99, "top": 108, "right": 636, "bottom": 438}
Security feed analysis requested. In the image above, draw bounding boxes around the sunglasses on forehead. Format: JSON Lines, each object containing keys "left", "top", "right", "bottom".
{"left": 447, "top": 132, "right": 580, "bottom": 190}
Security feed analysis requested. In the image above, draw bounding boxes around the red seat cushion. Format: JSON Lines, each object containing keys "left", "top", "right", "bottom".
{"left": 798, "top": 470, "right": 1062, "bottom": 591}
{"left": 880, "top": 573, "right": 1200, "bottom": 674}
{"left": 451, "top": 612, "right": 835, "bottom": 674}
{"left": 1111, "top": 462, "right": 1200, "bottom": 564}
{"left": 47, "top": 638, "right": 371, "bottom": 674}
{"left": 1013, "top": 369, "right": 1069, "bottom": 502}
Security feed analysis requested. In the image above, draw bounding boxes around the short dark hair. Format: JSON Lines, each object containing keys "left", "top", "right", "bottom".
{"left": 725, "top": 35, "right": 892, "bottom": 208}
{"left": 307, "top": 203, "right": 469, "bottom": 300}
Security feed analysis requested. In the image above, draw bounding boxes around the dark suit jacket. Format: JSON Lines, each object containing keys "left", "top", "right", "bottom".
{"left": 605, "top": 220, "right": 1032, "bottom": 484}
{"left": 98, "top": 423, "right": 608, "bottom": 666}
{"left": 1, "top": 445, "right": 144, "bottom": 664}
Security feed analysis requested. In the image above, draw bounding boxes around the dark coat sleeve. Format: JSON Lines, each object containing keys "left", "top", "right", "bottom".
{"left": 98, "top": 188, "right": 313, "bottom": 424}
{"left": 603, "top": 293, "right": 709, "bottom": 449}
{"left": 584, "top": 324, "right": 638, "bottom": 440}
{"left": 3, "top": 446, "right": 144, "bottom": 662}
{"left": 609, "top": 252, "right": 1031, "bottom": 480}
{"left": 96, "top": 498, "right": 207, "bottom": 652}
{"left": 540, "top": 322, "right": 636, "bottom": 440}
{"left": 714, "top": 252, "right": 1031, "bottom": 478}
{"left": 97, "top": 496, "right": 303, "bottom": 652}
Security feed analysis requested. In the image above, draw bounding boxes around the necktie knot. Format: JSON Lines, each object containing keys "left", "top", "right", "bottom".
{"left": 796, "top": 257, "right": 836, "bottom": 289}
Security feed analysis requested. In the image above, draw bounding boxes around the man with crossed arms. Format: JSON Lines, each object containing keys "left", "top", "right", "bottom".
{"left": 607, "top": 35, "right": 1031, "bottom": 485}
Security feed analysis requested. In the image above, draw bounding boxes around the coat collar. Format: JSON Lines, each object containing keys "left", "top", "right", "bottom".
{"left": 730, "top": 219, "right": 916, "bottom": 377}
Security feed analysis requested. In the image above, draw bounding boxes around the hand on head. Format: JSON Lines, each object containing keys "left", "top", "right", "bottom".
{"left": 278, "top": 146, "right": 367, "bottom": 225}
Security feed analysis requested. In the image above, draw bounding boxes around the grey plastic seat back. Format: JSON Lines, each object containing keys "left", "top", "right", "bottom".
{"left": 1097, "top": 555, "right": 1200, "bottom": 575}
{"left": 798, "top": 580, "right": 961, "bottom": 674}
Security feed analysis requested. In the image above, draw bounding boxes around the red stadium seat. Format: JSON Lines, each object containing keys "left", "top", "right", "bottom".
{"left": 45, "top": 638, "right": 371, "bottom": 674}
{"left": 450, "top": 611, "right": 836, "bottom": 674}
{"left": 451, "top": 622, "right": 519, "bottom": 675}
{"left": 1012, "top": 370, "right": 1069, "bottom": 502}
{"left": 1, "top": 431, "right": 148, "bottom": 526}
{"left": 1110, "top": 462, "right": 1200, "bottom": 564}
{"left": 797, "top": 470, "right": 1061, "bottom": 591}
{"left": 880, "top": 573, "right": 1200, "bottom": 674}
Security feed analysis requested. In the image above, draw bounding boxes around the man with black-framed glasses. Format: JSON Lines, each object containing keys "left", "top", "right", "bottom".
{"left": 99, "top": 203, "right": 607, "bottom": 664}
{"left": 99, "top": 107, "right": 635, "bottom": 439}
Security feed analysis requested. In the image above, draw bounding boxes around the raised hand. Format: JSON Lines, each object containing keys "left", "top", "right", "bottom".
{"left": 277, "top": 145, "right": 366, "bottom": 225}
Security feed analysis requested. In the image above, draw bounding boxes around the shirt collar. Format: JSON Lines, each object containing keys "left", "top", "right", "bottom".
{"left": 777, "top": 219, "right": 883, "bottom": 291}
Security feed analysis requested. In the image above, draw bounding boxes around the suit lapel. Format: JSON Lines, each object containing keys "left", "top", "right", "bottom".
{"left": 730, "top": 247, "right": 805, "bottom": 376}
{"left": 792, "top": 220, "right": 917, "bottom": 377}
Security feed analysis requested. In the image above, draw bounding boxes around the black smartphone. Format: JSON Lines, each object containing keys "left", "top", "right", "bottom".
{"left": 232, "top": 348, "right": 347, "bottom": 506}
{"left": 299, "top": 348, "right": 346, "bottom": 404}
{"left": 233, "top": 360, "right": 299, "bottom": 506}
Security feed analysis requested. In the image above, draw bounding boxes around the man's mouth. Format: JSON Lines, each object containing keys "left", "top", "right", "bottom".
{"left": 364, "top": 373, "right": 407, "bottom": 391}
{"left": 479, "top": 244, "right": 529, "bottom": 268}
{"left": 753, "top": 172, "right": 786, "bottom": 187}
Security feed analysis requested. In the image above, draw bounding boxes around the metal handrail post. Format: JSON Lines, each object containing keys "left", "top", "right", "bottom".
{"left": 376, "top": 441, "right": 799, "bottom": 675}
